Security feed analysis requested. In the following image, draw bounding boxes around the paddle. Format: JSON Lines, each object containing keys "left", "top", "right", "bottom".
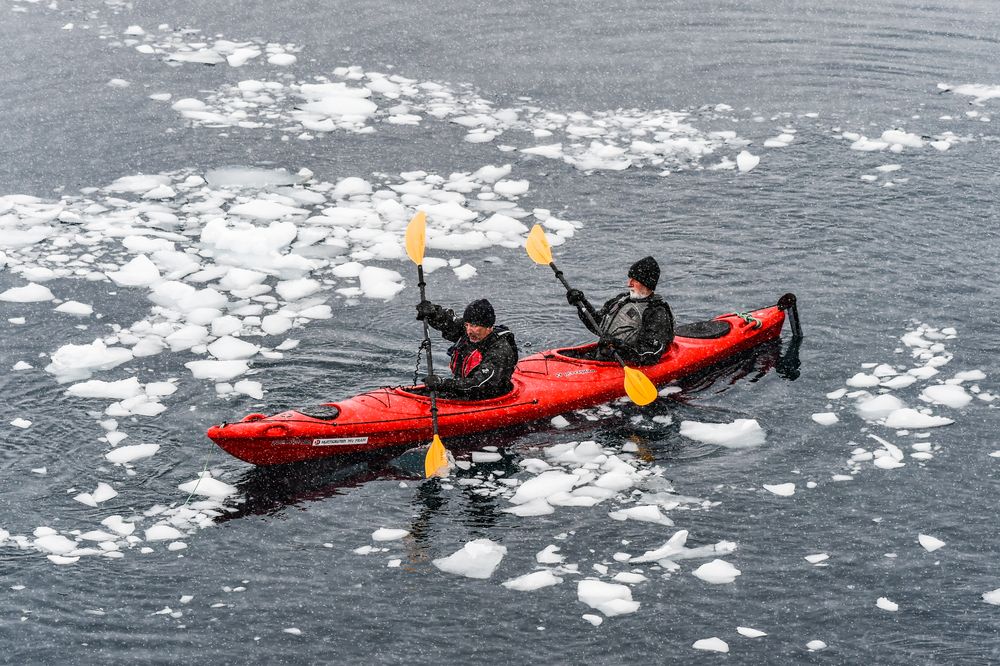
{"left": 525, "top": 224, "right": 658, "bottom": 406}
{"left": 405, "top": 211, "right": 450, "bottom": 478}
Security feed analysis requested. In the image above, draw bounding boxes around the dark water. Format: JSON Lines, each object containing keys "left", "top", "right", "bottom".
{"left": 2, "top": 0, "right": 999, "bottom": 663}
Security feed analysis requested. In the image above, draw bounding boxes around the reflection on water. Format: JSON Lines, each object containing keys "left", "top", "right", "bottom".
{"left": 221, "top": 336, "right": 802, "bottom": 523}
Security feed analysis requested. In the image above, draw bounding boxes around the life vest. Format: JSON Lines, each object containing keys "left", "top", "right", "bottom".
{"left": 601, "top": 295, "right": 655, "bottom": 345}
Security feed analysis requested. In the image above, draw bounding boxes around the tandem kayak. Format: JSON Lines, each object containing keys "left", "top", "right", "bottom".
{"left": 208, "top": 294, "right": 800, "bottom": 466}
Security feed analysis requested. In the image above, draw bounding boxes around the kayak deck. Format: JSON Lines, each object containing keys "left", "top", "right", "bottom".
{"left": 208, "top": 300, "right": 791, "bottom": 465}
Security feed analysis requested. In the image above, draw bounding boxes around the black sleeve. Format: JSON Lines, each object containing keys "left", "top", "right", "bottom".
{"left": 426, "top": 307, "right": 465, "bottom": 343}
{"left": 617, "top": 303, "right": 674, "bottom": 365}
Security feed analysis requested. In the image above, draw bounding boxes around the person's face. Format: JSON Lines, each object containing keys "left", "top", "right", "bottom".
{"left": 465, "top": 322, "right": 492, "bottom": 342}
{"left": 628, "top": 277, "right": 651, "bottom": 297}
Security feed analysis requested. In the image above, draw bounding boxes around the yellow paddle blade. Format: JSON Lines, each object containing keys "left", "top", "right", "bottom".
{"left": 424, "top": 434, "right": 450, "bottom": 478}
{"left": 623, "top": 366, "right": 657, "bottom": 406}
{"left": 526, "top": 224, "right": 553, "bottom": 266}
{"left": 405, "top": 211, "right": 427, "bottom": 265}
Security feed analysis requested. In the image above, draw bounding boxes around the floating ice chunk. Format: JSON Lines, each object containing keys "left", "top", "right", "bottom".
{"left": 577, "top": 580, "right": 640, "bottom": 616}
{"left": 737, "top": 627, "right": 767, "bottom": 638}
{"left": 471, "top": 451, "right": 502, "bottom": 464}
{"left": 276, "top": 278, "right": 321, "bottom": 301}
{"left": 35, "top": 534, "right": 77, "bottom": 555}
{"left": 229, "top": 199, "right": 309, "bottom": 220}
{"left": 522, "top": 143, "right": 564, "bottom": 158}
{"left": 503, "top": 498, "right": 554, "bottom": 516}
{"left": 74, "top": 482, "right": 118, "bottom": 507}
{"left": 502, "top": 570, "right": 562, "bottom": 591}
{"left": 608, "top": 505, "right": 673, "bottom": 526}
{"left": 881, "top": 375, "right": 916, "bottom": 389}
{"left": 67, "top": 377, "right": 143, "bottom": 400}
{"left": 679, "top": 419, "right": 765, "bottom": 448}
{"left": 908, "top": 366, "right": 939, "bottom": 380}
{"left": 918, "top": 534, "right": 945, "bottom": 552}
{"left": 372, "top": 528, "right": 409, "bottom": 542}
{"left": 493, "top": 179, "right": 530, "bottom": 197}
{"left": 613, "top": 572, "right": 647, "bottom": 584}
{"left": 883, "top": 408, "right": 953, "bottom": 429}
{"left": 536, "top": 545, "right": 564, "bottom": 564}
{"left": 983, "top": 589, "right": 1000, "bottom": 605}
{"left": 877, "top": 597, "right": 899, "bottom": 611}
{"left": 736, "top": 151, "right": 760, "bottom": 172}
{"left": 207, "top": 336, "right": 260, "bottom": 361}
{"left": 433, "top": 539, "right": 507, "bottom": 579}
{"left": 358, "top": 266, "right": 404, "bottom": 300}
{"left": 10, "top": 418, "right": 31, "bottom": 429}
{"left": 826, "top": 388, "right": 848, "bottom": 400}
{"left": 920, "top": 384, "right": 972, "bottom": 408}
{"left": 952, "top": 370, "right": 986, "bottom": 383}
{"left": 856, "top": 394, "right": 905, "bottom": 420}
{"left": 55, "top": 301, "right": 94, "bottom": 316}
{"left": 0, "top": 283, "right": 55, "bottom": 302}
{"left": 582, "top": 614, "right": 603, "bottom": 627}
{"left": 185, "top": 360, "right": 249, "bottom": 381}
{"left": 811, "top": 412, "right": 838, "bottom": 425}
{"left": 234, "top": 380, "right": 263, "bottom": 399}
{"left": 846, "top": 373, "right": 880, "bottom": 388}
{"left": 47, "top": 340, "right": 134, "bottom": 383}
{"left": 807, "top": 640, "right": 827, "bottom": 651}
{"left": 629, "top": 530, "right": 689, "bottom": 563}
{"left": 106, "top": 174, "right": 171, "bottom": 194}
{"left": 453, "top": 264, "right": 477, "bottom": 280}
{"left": 805, "top": 553, "right": 829, "bottom": 564}
{"left": 881, "top": 129, "right": 924, "bottom": 149}
{"left": 763, "top": 483, "right": 795, "bottom": 497}
{"left": 550, "top": 415, "right": 570, "bottom": 429}
{"left": 510, "top": 470, "right": 579, "bottom": 504}
{"left": 178, "top": 473, "right": 238, "bottom": 499}
{"left": 693, "top": 638, "right": 729, "bottom": 653}
{"left": 268, "top": 53, "right": 297, "bottom": 66}
{"left": 106, "top": 444, "right": 160, "bottom": 464}
{"left": 693, "top": 559, "right": 741, "bottom": 584}
{"left": 145, "top": 524, "right": 183, "bottom": 541}
{"left": 13, "top": 361, "right": 32, "bottom": 371}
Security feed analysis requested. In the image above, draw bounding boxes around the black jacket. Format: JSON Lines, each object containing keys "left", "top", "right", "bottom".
{"left": 577, "top": 292, "right": 674, "bottom": 365}
{"left": 424, "top": 307, "right": 518, "bottom": 400}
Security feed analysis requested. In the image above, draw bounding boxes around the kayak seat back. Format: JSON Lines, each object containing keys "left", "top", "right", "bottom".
{"left": 675, "top": 320, "right": 732, "bottom": 339}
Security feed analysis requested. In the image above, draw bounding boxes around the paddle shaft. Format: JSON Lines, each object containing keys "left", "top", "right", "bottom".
{"left": 416, "top": 264, "right": 441, "bottom": 436}
{"left": 547, "top": 260, "right": 630, "bottom": 368}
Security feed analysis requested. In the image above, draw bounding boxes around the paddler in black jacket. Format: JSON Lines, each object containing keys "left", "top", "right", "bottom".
{"left": 565, "top": 256, "right": 674, "bottom": 365}
{"left": 415, "top": 298, "right": 518, "bottom": 400}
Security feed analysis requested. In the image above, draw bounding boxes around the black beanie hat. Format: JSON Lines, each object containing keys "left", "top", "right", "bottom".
{"left": 628, "top": 256, "right": 660, "bottom": 291}
{"left": 463, "top": 298, "right": 496, "bottom": 327}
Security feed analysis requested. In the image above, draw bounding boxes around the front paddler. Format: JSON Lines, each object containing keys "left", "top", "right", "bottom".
{"left": 416, "top": 298, "right": 518, "bottom": 400}
{"left": 565, "top": 256, "right": 675, "bottom": 365}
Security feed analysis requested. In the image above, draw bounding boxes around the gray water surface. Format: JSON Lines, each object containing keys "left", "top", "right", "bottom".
{"left": 1, "top": 0, "right": 998, "bottom": 663}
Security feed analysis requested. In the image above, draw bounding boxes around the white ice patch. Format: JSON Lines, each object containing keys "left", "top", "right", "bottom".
{"left": 692, "top": 559, "right": 741, "bottom": 584}
{"left": 501, "top": 570, "right": 562, "bottom": 591}
{"left": 876, "top": 597, "right": 899, "bottom": 612}
{"left": 371, "top": 528, "right": 409, "bottom": 542}
{"left": 0, "top": 283, "right": 55, "bottom": 302}
{"left": 678, "top": 419, "right": 765, "bottom": 448}
{"left": 177, "top": 473, "right": 238, "bottom": 499}
{"left": 811, "top": 412, "right": 838, "bottom": 425}
{"left": 919, "top": 384, "right": 972, "bottom": 408}
{"left": 577, "top": 579, "right": 640, "bottom": 616}
{"left": 105, "top": 444, "right": 160, "bottom": 464}
{"left": 432, "top": 539, "right": 507, "bottom": 579}
{"left": 762, "top": 483, "right": 795, "bottom": 497}
{"left": 46, "top": 340, "right": 134, "bottom": 383}
{"left": 692, "top": 638, "right": 729, "bottom": 653}
{"left": 608, "top": 505, "right": 673, "bottom": 526}
{"left": 883, "top": 408, "right": 953, "bottom": 429}
{"left": 737, "top": 627, "right": 767, "bottom": 638}
{"left": 918, "top": 534, "right": 945, "bottom": 552}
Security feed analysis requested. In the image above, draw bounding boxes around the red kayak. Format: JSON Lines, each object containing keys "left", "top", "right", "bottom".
{"left": 208, "top": 295, "right": 799, "bottom": 465}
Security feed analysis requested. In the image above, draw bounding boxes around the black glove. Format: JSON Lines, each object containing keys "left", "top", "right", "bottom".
{"left": 416, "top": 300, "right": 439, "bottom": 321}
{"left": 566, "top": 289, "right": 586, "bottom": 306}
{"left": 423, "top": 374, "right": 444, "bottom": 390}
{"left": 598, "top": 335, "right": 617, "bottom": 349}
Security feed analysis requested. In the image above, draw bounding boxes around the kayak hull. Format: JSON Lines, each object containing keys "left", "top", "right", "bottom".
{"left": 208, "top": 302, "right": 789, "bottom": 465}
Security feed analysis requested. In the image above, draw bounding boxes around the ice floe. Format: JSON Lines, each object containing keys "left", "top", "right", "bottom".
{"left": 433, "top": 539, "right": 507, "bottom": 579}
